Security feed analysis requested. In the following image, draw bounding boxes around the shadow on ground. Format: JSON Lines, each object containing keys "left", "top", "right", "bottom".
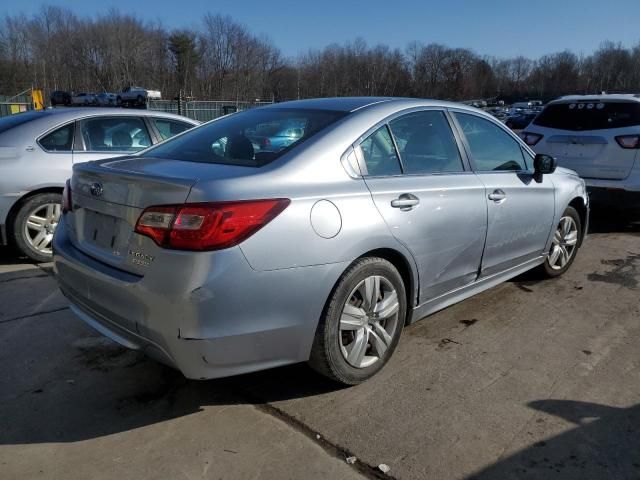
{"left": 0, "top": 245, "right": 32, "bottom": 266}
{"left": 0, "top": 335, "right": 346, "bottom": 446}
{"left": 588, "top": 208, "right": 640, "bottom": 234}
{"left": 469, "top": 400, "right": 640, "bottom": 479}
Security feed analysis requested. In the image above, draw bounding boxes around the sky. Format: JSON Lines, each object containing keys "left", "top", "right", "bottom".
{"left": 3, "top": 0, "right": 640, "bottom": 60}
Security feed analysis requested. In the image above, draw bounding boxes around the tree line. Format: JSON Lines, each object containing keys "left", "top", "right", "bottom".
{"left": 1, "top": 5, "right": 640, "bottom": 104}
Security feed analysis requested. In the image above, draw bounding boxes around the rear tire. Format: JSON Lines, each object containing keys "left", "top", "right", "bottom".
{"left": 308, "top": 257, "right": 406, "bottom": 385}
{"left": 11, "top": 193, "right": 62, "bottom": 263}
{"left": 538, "top": 206, "right": 582, "bottom": 278}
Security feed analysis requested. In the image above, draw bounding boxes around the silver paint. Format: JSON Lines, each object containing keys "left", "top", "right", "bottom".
{"left": 53, "top": 97, "right": 589, "bottom": 380}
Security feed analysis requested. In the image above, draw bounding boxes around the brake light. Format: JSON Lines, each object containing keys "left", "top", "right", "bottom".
{"left": 62, "top": 179, "right": 72, "bottom": 213}
{"left": 615, "top": 135, "right": 640, "bottom": 149}
{"left": 519, "top": 131, "right": 543, "bottom": 146}
{"left": 134, "top": 199, "right": 290, "bottom": 251}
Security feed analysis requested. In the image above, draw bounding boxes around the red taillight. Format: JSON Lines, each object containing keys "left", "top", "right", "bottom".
{"left": 134, "top": 199, "right": 290, "bottom": 251}
{"left": 62, "top": 179, "right": 72, "bottom": 213}
{"left": 260, "top": 137, "right": 271, "bottom": 148}
{"left": 615, "top": 135, "right": 640, "bottom": 149}
{"left": 519, "top": 131, "right": 543, "bottom": 146}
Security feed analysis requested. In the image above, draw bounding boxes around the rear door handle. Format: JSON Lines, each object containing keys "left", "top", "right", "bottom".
{"left": 488, "top": 189, "right": 506, "bottom": 202}
{"left": 391, "top": 193, "right": 420, "bottom": 210}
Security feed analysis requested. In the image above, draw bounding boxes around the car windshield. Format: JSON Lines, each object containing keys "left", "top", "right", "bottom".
{"left": 533, "top": 101, "right": 640, "bottom": 131}
{"left": 141, "top": 108, "right": 348, "bottom": 167}
{"left": 0, "top": 111, "right": 47, "bottom": 134}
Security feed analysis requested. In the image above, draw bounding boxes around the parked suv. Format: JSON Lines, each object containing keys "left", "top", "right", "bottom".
{"left": 50, "top": 90, "right": 73, "bottom": 106}
{"left": 520, "top": 95, "right": 640, "bottom": 208}
{"left": 0, "top": 108, "right": 199, "bottom": 262}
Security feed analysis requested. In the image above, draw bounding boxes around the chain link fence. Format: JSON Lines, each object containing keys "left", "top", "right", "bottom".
{"left": 147, "top": 100, "right": 273, "bottom": 122}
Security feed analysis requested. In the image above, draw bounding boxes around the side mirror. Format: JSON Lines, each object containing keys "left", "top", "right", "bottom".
{"left": 533, "top": 153, "right": 557, "bottom": 175}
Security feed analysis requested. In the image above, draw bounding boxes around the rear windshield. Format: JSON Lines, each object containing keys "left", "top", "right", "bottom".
{"left": 0, "top": 111, "right": 47, "bottom": 134}
{"left": 142, "top": 108, "right": 348, "bottom": 167}
{"left": 533, "top": 101, "right": 640, "bottom": 131}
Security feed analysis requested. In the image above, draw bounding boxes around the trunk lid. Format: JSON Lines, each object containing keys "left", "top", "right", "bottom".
{"left": 68, "top": 156, "right": 200, "bottom": 274}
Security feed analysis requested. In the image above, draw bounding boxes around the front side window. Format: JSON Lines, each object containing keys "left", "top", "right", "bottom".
{"left": 153, "top": 118, "right": 193, "bottom": 141}
{"left": 389, "top": 110, "right": 463, "bottom": 174}
{"left": 359, "top": 126, "right": 402, "bottom": 176}
{"left": 39, "top": 123, "right": 74, "bottom": 152}
{"left": 80, "top": 117, "right": 151, "bottom": 152}
{"left": 454, "top": 113, "right": 526, "bottom": 171}
{"left": 142, "top": 108, "right": 347, "bottom": 167}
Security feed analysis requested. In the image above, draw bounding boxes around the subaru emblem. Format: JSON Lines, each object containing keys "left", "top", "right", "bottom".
{"left": 90, "top": 182, "right": 103, "bottom": 197}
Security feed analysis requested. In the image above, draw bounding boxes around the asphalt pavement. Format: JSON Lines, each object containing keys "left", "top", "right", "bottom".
{"left": 1, "top": 212, "right": 639, "bottom": 480}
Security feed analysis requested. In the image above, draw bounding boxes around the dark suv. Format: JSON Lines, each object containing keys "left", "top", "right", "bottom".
{"left": 50, "top": 91, "right": 73, "bottom": 106}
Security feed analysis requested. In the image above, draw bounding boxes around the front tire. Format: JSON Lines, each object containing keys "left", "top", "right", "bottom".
{"left": 539, "top": 206, "right": 582, "bottom": 277}
{"left": 12, "top": 193, "right": 62, "bottom": 263}
{"left": 308, "top": 257, "right": 406, "bottom": 385}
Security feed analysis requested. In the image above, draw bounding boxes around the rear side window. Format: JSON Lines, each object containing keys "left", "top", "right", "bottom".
{"left": 142, "top": 108, "right": 348, "bottom": 167}
{"left": 389, "top": 110, "right": 463, "bottom": 174}
{"left": 454, "top": 113, "right": 526, "bottom": 171}
{"left": 80, "top": 117, "right": 151, "bottom": 152}
{"left": 39, "top": 123, "right": 74, "bottom": 151}
{"left": 0, "top": 111, "right": 46, "bottom": 134}
{"left": 533, "top": 102, "right": 640, "bottom": 131}
{"left": 153, "top": 118, "right": 193, "bottom": 141}
{"left": 360, "top": 126, "right": 402, "bottom": 176}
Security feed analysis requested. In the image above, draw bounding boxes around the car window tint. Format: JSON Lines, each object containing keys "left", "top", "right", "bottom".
{"left": 533, "top": 102, "right": 640, "bottom": 131}
{"left": 360, "top": 126, "right": 402, "bottom": 176}
{"left": 142, "top": 108, "right": 347, "bottom": 167}
{"left": 153, "top": 118, "right": 193, "bottom": 141}
{"left": 80, "top": 117, "right": 151, "bottom": 152}
{"left": 39, "top": 123, "right": 74, "bottom": 152}
{"left": 454, "top": 113, "right": 526, "bottom": 171}
{"left": 389, "top": 111, "right": 463, "bottom": 174}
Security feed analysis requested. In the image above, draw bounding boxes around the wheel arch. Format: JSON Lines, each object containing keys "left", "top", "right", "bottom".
{"left": 568, "top": 196, "right": 588, "bottom": 246}
{"left": 5, "top": 187, "right": 64, "bottom": 243}
{"left": 357, "top": 247, "right": 418, "bottom": 325}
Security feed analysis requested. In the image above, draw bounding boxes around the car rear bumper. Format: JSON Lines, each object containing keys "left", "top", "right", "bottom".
{"left": 53, "top": 218, "right": 345, "bottom": 379}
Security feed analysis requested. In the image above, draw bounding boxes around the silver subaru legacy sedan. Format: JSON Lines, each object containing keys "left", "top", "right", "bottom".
{"left": 53, "top": 97, "right": 589, "bottom": 385}
{"left": 0, "top": 108, "right": 199, "bottom": 262}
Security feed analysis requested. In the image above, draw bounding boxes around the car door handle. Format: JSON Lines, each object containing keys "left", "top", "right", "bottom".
{"left": 488, "top": 189, "right": 506, "bottom": 202}
{"left": 391, "top": 194, "right": 420, "bottom": 209}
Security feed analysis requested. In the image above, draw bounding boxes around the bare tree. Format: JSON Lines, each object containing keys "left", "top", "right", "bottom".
{"left": 1, "top": 5, "right": 640, "bottom": 104}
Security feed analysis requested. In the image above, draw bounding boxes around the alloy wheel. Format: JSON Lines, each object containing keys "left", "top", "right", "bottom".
{"left": 23, "top": 203, "right": 61, "bottom": 255}
{"left": 548, "top": 216, "right": 578, "bottom": 270}
{"left": 339, "top": 275, "right": 400, "bottom": 368}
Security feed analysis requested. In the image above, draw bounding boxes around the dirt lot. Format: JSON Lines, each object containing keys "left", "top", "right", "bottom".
{"left": 1, "top": 212, "right": 639, "bottom": 480}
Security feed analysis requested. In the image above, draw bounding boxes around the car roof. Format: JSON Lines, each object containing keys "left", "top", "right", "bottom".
{"left": 264, "top": 96, "right": 478, "bottom": 113}
{"left": 34, "top": 107, "right": 199, "bottom": 124}
{"left": 553, "top": 94, "right": 640, "bottom": 104}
